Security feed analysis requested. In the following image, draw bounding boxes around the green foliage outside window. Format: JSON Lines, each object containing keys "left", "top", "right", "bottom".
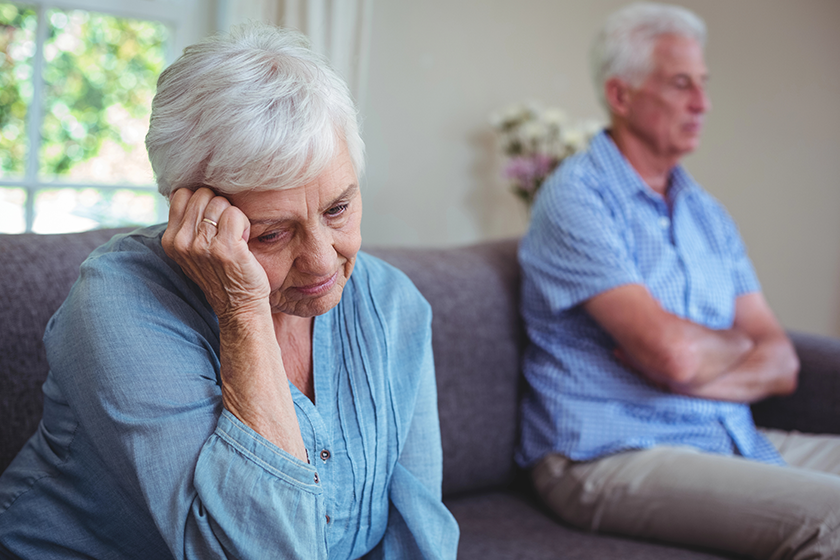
{"left": 0, "top": 3, "right": 34, "bottom": 176}
{"left": 0, "top": 2, "right": 170, "bottom": 232}
{"left": 1, "top": 2, "right": 168, "bottom": 180}
{"left": 39, "top": 8, "right": 167, "bottom": 178}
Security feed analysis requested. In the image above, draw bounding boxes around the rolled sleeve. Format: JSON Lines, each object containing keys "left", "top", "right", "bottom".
{"left": 211, "top": 411, "right": 320, "bottom": 491}
{"left": 189, "top": 411, "right": 324, "bottom": 559}
{"left": 521, "top": 168, "right": 643, "bottom": 315}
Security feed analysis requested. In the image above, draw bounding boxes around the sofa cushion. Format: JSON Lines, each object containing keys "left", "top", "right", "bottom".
{"left": 367, "top": 240, "right": 525, "bottom": 497}
{"left": 446, "top": 491, "right": 733, "bottom": 560}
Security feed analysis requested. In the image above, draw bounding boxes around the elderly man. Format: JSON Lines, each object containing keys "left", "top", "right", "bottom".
{"left": 516, "top": 3, "right": 840, "bottom": 558}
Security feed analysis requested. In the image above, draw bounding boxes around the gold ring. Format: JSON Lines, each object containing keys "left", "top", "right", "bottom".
{"left": 201, "top": 218, "right": 218, "bottom": 227}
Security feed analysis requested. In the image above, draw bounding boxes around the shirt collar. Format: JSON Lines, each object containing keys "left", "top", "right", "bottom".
{"left": 589, "top": 130, "right": 700, "bottom": 203}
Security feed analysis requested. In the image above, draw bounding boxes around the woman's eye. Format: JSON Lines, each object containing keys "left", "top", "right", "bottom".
{"left": 326, "top": 204, "right": 348, "bottom": 217}
{"left": 256, "top": 231, "right": 282, "bottom": 244}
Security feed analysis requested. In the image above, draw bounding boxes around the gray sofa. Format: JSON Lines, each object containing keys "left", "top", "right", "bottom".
{"left": 2, "top": 227, "right": 840, "bottom": 559}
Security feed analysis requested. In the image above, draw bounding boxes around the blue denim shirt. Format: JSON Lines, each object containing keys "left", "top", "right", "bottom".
{"left": 0, "top": 225, "right": 459, "bottom": 559}
{"left": 516, "top": 132, "right": 784, "bottom": 468}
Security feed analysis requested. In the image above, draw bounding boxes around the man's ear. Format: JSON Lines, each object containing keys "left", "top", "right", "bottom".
{"left": 605, "top": 77, "right": 632, "bottom": 117}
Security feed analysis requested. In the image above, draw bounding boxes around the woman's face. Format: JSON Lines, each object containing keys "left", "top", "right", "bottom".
{"left": 227, "top": 144, "right": 362, "bottom": 318}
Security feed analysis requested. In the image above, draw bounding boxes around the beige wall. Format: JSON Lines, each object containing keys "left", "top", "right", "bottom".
{"left": 358, "top": 0, "right": 840, "bottom": 338}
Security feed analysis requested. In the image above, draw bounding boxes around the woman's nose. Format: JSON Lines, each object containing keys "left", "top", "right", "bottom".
{"left": 295, "top": 228, "right": 334, "bottom": 276}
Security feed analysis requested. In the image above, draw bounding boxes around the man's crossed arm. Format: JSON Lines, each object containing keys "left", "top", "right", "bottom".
{"left": 584, "top": 284, "right": 799, "bottom": 403}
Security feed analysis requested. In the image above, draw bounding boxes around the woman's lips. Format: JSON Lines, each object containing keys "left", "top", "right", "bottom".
{"left": 294, "top": 271, "right": 339, "bottom": 296}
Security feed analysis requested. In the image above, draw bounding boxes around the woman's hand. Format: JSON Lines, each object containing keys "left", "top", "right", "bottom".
{"left": 162, "top": 187, "right": 271, "bottom": 319}
{"left": 162, "top": 187, "right": 307, "bottom": 461}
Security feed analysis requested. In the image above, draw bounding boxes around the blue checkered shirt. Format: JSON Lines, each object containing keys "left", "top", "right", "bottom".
{"left": 516, "top": 131, "right": 785, "bottom": 468}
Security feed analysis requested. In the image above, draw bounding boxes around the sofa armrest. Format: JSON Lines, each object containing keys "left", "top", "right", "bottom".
{"left": 751, "top": 331, "right": 840, "bottom": 435}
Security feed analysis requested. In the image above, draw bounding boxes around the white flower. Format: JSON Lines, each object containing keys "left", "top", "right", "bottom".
{"left": 489, "top": 102, "right": 535, "bottom": 130}
{"left": 489, "top": 100, "right": 600, "bottom": 205}
{"left": 562, "top": 126, "right": 587, "bottom": 151}
{"left": 520, "top": 120, "right": 547, "bottom": 142}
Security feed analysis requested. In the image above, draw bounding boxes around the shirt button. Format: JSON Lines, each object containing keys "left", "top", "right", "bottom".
{"left": 314, "top": 472, "right": 319, "bottom": 484}
{"left": 658, "top": 216, "right": 670, "bottom": 229}
{"left": 326, "top": 514, "right": 331, "bottom": 524}
{"left": 320, "top": 449, "right": 331, "bottom": 461}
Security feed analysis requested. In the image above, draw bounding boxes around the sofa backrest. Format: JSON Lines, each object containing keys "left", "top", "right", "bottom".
{"left": 367, "top": 241, "right": 525, "bottom": 497}
{"left": 0, "top": 228, "right": 134, "bottom": 474}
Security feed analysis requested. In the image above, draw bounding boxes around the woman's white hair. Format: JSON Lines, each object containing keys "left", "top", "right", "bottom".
{"left": 146, "top": 23, "right": 364, "bottom": 197}
{"left": 590, "top": 2, "right": 706, "bottom": 111}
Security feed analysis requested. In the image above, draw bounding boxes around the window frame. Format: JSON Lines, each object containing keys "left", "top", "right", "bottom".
{"left": 1, "top": 0, "right": 213, "bottom": 232}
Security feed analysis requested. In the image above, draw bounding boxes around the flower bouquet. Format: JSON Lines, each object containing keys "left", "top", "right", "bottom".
{"left": 490, "top": 102, "right": 601, "bottom": 206}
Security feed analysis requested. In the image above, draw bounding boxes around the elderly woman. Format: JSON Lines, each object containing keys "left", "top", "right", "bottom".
{"left": 0, "top": 24, "right": 459, "bottom": 559}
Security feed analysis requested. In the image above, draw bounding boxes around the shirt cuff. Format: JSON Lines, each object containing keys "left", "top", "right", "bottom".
{"left": 214, "top": 409, "right": 322, "bottom": 493}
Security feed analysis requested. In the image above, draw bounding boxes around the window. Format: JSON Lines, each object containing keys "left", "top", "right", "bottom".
{"left": 0, "top": 0, "right": 210, "bottom": 233}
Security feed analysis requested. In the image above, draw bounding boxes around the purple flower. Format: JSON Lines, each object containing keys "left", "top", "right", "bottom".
{"left": 503, "top": 153, "right": 557, "bottom": 193}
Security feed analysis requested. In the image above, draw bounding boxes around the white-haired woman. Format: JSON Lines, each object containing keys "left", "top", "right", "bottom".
{"left": 0, "top": 24, "right": 459, "bottom": 559}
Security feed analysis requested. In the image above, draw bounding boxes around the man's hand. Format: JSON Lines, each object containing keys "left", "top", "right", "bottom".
{"left": 584, "top": 284, "right": 798, "bottom": 402}
{"left": 675, "top": 293, "right": 799, "bottom": 402}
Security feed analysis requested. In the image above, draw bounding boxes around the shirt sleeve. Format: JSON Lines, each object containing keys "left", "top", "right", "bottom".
{"left": 360, "top": 262, "right": 460, "bottom": 560}
{"left": 45, "top": 234, "right": 327, "bottom": 560}
{"left": 715, "top": 199, "right": 761, "bottom": 296}
{"left": 519, "top": 169, "right": 643, "bottom": 314}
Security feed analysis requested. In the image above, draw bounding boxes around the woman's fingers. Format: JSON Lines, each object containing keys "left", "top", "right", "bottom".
{"left": 163, "top": 188, "right": 192, "bottom": 251}
{"left": 162, "top": 187, "right": 269, "bottom": 317}
{"left": 215, "top": 205, "right": 251, "bottom": 245}
{"left": 165, "top": 188, "right": 224, "bottom": 252}
{"left": 196, "top": 193, "right": 230, "bottom": 242}
{"left": 183, "top": 188, "right": 218, "bottom": 229}
{"left": 169, "top": 187, "right": 209, "bottom": 226}
{"left": 202, "top": 195, "right": 229, "bottom": 222}
{"left": 165, "top": 188, "right": 212, "bottom": 256}
{"left": 166, "top": 186, "right": 193, "bottom": 222}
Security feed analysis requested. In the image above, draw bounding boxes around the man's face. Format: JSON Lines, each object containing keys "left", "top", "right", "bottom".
{"left": 623, "top": 34, "right": 710, "bottom": 160}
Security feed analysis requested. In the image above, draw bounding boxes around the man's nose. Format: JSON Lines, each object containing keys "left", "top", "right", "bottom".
{"left": 691, "top": 84, "right": 711, "bottom": 113}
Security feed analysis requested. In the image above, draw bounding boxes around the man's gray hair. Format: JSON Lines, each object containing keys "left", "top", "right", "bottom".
{"left": 146, "top": 23, "right": 364, "bottom": 198}
{"left": 590, "top": 2, "right": 706, "bottom": 111}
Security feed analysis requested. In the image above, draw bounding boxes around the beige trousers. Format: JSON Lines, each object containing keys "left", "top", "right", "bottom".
{"left": 532, "top": 429, "right": 840, "bottom": 559}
